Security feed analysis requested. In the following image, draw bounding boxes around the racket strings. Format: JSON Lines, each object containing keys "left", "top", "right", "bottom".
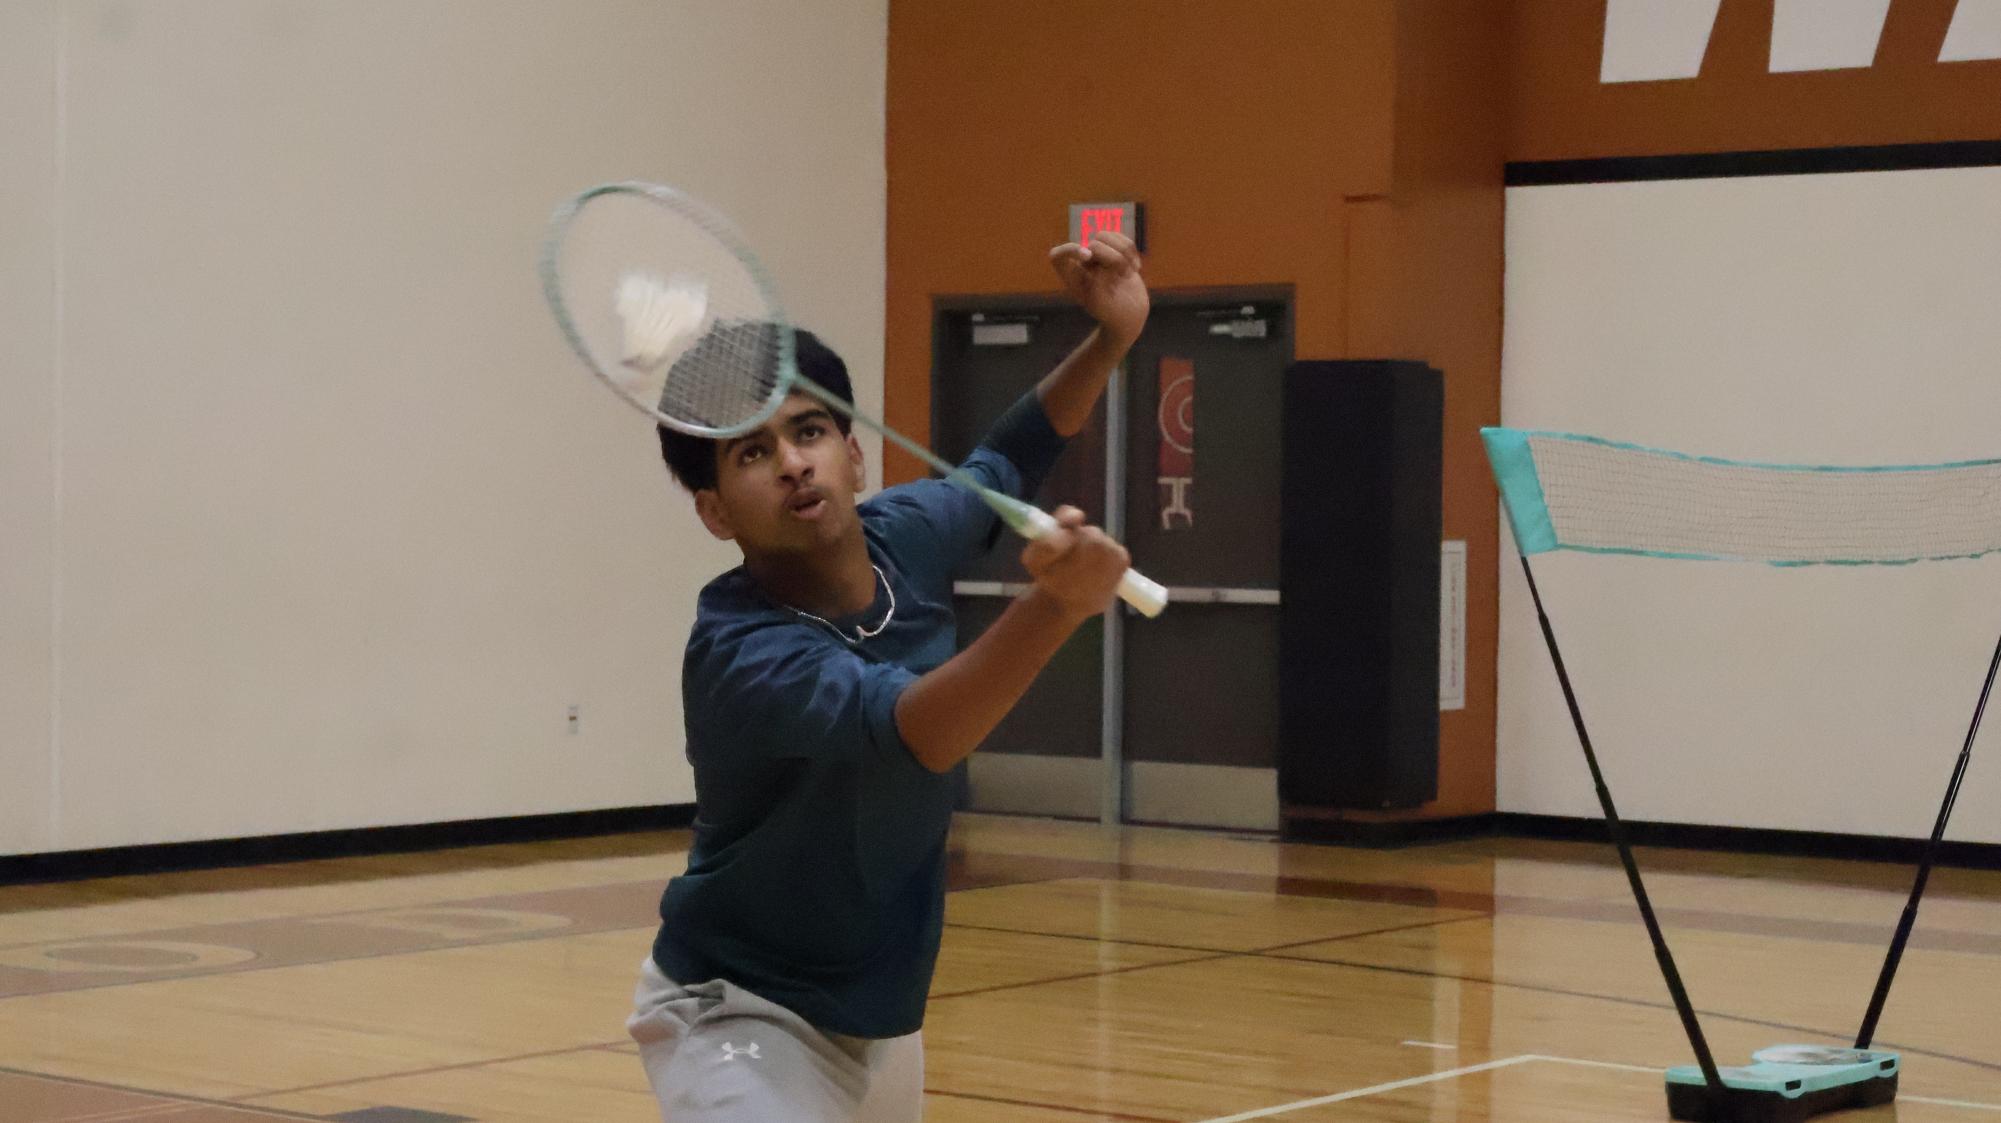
{"left": 545, "top": 182, "right": 792, "bottom": 436}
{"left": 659, "top": 318, "right": 785, "bottom": 431}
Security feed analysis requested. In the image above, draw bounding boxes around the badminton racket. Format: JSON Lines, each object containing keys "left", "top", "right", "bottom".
{"left": 538, "top": 180, "right": 1168, "bottom": 617}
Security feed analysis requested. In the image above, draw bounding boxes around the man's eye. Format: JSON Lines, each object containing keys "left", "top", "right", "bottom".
{"left": 739, "top": 446, "right": 765, "bottom": 465}
{"left": 798, "top": 424, "right": 824, "bottom": 440}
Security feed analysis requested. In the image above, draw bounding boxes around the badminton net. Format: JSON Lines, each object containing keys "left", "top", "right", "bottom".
{"left": 1483, "top": 427, "right": 2001, "bottom": 566}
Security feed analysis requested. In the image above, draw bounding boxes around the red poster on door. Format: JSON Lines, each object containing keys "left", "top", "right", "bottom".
{"left": 1158, "top": 357, "right": 1194, "bottom": 530}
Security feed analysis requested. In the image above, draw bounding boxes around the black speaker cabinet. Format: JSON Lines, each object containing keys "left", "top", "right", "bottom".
{"left": 1279, "top": 360, "right": 1442, "bottom": 811}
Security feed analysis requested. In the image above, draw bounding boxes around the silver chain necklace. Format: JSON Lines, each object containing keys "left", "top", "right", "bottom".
{"left": 790, "top": 565, "right": 894, "bottom": 645}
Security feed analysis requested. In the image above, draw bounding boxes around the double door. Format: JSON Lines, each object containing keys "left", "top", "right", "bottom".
{"left": 932, "top": 291, "right": 1290, "bottom": 829}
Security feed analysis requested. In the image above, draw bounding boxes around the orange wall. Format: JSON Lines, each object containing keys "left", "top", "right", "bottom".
{"left": 1345, "top": 1, "right": 1507, "bottom": 818}
{"left": 887, "top": 0, "right": 1506, "bottom": 820}
{"left": 890, "top": 0, "right": 2001, "bottom": 823}
{"left": 886, "top": 1, "right": 1397, "bottom": 445}
{"left": 1511, "top": 0, "right": 2001, "bottom": 161}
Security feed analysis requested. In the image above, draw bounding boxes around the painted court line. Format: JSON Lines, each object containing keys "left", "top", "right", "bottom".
{"left": 1529, "top": 1055, "right": 1661, "bottom": 1073}
{"left": 1190, "top": 1056, "right": 1539, "bottom": 1123}
{"left": 1400, "top": 1040, "right": 1458, "bottom": 1051}
{"left": 1529, "top": 1054, "right": 2001, "bottom": 1114}
{"left": 1908, "top": 1097, "right": 2001, "bottom": 1114}
{"left": 49, "top": 1106, "right": 187, "bottom": 1123}
{"left": 1191, "top": 1052, "right": 2001, "bottom": 1122}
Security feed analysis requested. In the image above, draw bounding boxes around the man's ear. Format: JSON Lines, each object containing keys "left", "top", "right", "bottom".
{"left": 694, "top": 488, "right": 735, "bottom": 541}
{"left": 847, "top": 432, "right": 866, "bottom": 493}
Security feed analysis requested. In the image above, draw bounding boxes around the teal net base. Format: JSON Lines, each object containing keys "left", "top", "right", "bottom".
{"left": 1665, "top": 1046, "right": 1899, "bottom": 1123}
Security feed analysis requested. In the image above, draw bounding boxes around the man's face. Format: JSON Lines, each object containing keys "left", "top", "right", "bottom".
{"left": 695, "top": 394, "right": 866, "bottom": 555}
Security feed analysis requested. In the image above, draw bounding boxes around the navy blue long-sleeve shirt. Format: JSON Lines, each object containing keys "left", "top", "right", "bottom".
{"left": 652, "top": 391, "right": 1067, "bottom": 1038}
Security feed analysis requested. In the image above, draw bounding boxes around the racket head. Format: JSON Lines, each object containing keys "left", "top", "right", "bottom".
{"left": 539, "top": 181, "right": 797, "bottom": 438}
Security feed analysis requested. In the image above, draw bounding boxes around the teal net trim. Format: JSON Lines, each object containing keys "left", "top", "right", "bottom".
{"left": 1481, "top": 427, "right": 2001, "bottom": 566}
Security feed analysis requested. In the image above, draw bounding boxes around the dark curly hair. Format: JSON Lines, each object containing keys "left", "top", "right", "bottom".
{"left": 656, "top": 327, "right": 854, "bottom": 493}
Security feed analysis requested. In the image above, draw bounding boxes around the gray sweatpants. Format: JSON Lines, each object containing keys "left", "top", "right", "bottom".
{"left": 627, "top": 957, "right": 924, "bottom": 1122}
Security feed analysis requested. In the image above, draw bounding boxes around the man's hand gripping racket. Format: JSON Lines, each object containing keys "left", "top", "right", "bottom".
{"left": 538, "top": 181, "right": 1168, "bottom": 617}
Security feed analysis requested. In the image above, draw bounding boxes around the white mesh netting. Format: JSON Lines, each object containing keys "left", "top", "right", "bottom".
{"left": 1521, "top": 434, "right": 2001, "bottom": 565}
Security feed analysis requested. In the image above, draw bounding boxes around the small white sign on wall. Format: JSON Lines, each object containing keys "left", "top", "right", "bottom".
{"left": 1440, "top": 540, "right": 1467, "bottom": 711}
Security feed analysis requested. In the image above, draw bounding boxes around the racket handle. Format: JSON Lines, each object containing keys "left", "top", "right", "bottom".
{"left": 1005, "top": 499, "right": 1168, "bottom": 618}
{"left": 1117, "top": 568, "right": 1170, "bottom": 618}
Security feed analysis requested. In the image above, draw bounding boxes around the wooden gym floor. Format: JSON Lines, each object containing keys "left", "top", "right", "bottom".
{"left": 1, "top": 813, "right": 1997, "bottom": 1122}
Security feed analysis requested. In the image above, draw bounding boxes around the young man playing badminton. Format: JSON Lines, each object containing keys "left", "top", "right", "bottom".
{"left": 628, "top": 231, "right": 1149, "bottom": 1122}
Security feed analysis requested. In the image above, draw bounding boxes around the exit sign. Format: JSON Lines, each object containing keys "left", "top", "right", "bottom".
{"left": 1069, "top": 201, "right": 1145, "bottom": 251}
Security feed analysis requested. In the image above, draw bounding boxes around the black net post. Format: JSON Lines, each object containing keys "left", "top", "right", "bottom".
{"left": 1854, "top": 625, "right": 2001, "bottom": 1048}
{"left": 1520, "top": 556, "right": 1725, "bottom": 1093}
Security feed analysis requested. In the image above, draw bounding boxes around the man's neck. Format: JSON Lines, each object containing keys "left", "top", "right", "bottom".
{"left": 744, "top": 531, "right": 877, "bottom": 621}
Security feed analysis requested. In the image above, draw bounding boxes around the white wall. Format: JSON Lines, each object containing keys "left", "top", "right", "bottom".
{"left": 1, "top": 2, "right": 61, "bottom": 856}
{"left": 4, "top": 0, "right": 888, "bottom": 854}
{"left": 1500, "top": 167, "right": 2001, "bottom": 843}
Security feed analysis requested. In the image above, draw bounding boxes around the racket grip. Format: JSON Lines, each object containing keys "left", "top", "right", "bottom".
{"left": 1008, "top": 501, "right": 1168, "bottom": 618}
{"left": 1117, "top": 568, "right": 1169, "bottom": 618}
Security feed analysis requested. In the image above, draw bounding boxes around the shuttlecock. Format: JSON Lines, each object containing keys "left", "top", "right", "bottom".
{"left": 615, "top": 271, "right": 708, "bottom": 401}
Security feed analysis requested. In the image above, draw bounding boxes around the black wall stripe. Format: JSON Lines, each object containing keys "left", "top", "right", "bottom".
{"left": 1507, "top": 138, "right": 2001, "bottom": 186}
{"left": 1289, "top": 811, "right": 2001, "bottom": 869}
{"left": 0, "top": 803, "right": 696, "bottom": 886}
{"left": 8, "top": 804, "right": 1997, "bottom": 884}
{"left": 1495, "top": 813, "right": 2001, "bottom": 870}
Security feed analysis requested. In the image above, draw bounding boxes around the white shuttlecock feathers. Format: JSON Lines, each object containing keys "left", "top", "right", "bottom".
{"left": 615, "top": 271, "right": 709, "bottom": 402}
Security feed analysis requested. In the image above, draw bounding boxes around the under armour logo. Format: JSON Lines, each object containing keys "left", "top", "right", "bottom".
{"left": 720, "top": 1042, "right": 761, "bottom": 1062}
